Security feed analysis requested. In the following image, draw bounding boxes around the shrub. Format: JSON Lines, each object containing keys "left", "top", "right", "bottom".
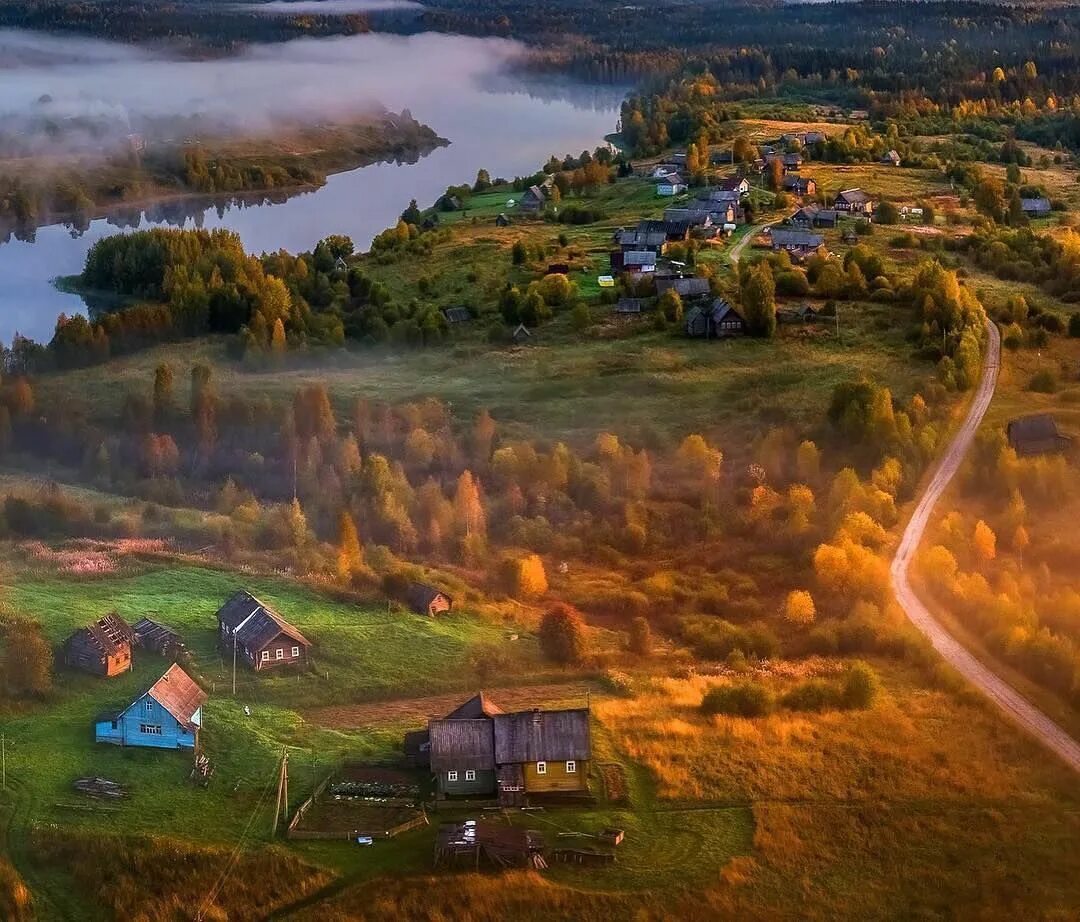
{"left": 775, "top": 270, "right": 810, "bottom": 296}
{"left": 1069, "top": 313, "right": 1080, "bottom": 338}
{"left": 628, "top": 616, "right": 652, "bottom": 656}
{"left": 539, "top": 603, "right": 585, "bottom": 664}
{"left": 1029, "top": 369, "right": 1058, "bottom": 393}
{"left": 700, "top": 682, "right": 774, "bottom": 717}
{"left": 840, "top": 661, "right": 879, "bottom": 709}
{"left": 780, "top": 679, "right": 838, "bottom": 712}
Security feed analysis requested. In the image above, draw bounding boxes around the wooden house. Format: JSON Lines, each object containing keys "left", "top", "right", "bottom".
{"left": 95, "top": 663, "right": 206, "bottom": 750}
{"left": 833, "top": 188, "right": 874, "bottom": 215}
{"left": 494, "top": 708, "right": 591, "bottom": 803}
{"left": 1007, "top": 414, "right": 1073, "bottom": 457}
{"left": 881, "top": 149, "right": 902, "bottom": 167}
{"left": 685, "top": 299, "right": 747, "bottom": 339}
{"left": 1021, "top": 197, "right": 1052, "bottom": 218}
{"left": 424, "top": 694, "right": 591, "bottom": 804}
{"left": 655, "top": 276, "right": 711, "bottom": 300}
{"left": 717, "top": 175, "right": 750, "bottom": 195}
{"left": 442, "top": 306, "right": 473, "bottom": 324}
{"left": 406, "top": 582, "right": 453, "bottom": 616}
{"left": 215, "top": 590, "right": 311, "bottom": 672}
{"left": 782, "top": 175, "right": 817, "bottom": 197}
{"left": 655, "top": 173, "right": 687, "bottom": 196}
{"left": 132, "top": 617, "right": 185, "bottom": 658}
{"left": 771, "top": 229, "right": 824, "bottom": 252}
{"left": 791, "top": 205, "right": 838, "bottom": 228}
{"left": 512, "top": 323, "right": 532, "bottom": 344}
{"left": 63, "top": 613, "right": 133, "bottom": 678}
{"left": 615, "top": 298, "right": 648, "bottom": 315}
{"left": 616, "top": 226, "right": 667, "bottom": 253}
{"left": 519, "top": 185, "right": 546, "bottom": 213}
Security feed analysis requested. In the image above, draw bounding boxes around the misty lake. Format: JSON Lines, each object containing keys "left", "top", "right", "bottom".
{"left": 0, "top": 30, "right": 624, "bottom": 343}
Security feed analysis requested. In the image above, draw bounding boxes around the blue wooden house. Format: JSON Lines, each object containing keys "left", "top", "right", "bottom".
{"left": 95, "top": 663, "right": 207, "bottom": 750}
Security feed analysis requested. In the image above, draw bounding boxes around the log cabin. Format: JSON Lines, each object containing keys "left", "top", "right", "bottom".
{"left": 215, "top": 589, "right": 311, "bottom": 672}
{"left": 63, "top": 613, "right": 134, "bottom": 678}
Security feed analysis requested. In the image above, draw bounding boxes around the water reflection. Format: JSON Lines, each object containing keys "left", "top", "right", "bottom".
{"left": 0, "top": 31, "right": 623, "bottom": 344}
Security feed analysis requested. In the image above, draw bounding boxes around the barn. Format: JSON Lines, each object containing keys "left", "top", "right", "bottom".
{"left": 406, "top": 583, "right": 454, "bottom": 616}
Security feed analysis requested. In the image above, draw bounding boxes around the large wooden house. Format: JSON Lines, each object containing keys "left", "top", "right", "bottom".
{"left": 215, "top": 590, "right": 311, "bottom": 672}
{"left": 423, "top": 693, "right": 591, "bottom": 805}
{"left": 63, "top": 613, "right": 134, "bottom": 678}
{"left": 95, "top": 663, "right": 206, "bottom": 750}
{"left": 685, "top": 299, "right": 747, "bottom": 339}
{"left": 833, "top": 187, "right": 875, "bottom": 215}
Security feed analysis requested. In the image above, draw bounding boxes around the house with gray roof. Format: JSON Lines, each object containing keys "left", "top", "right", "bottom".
{"left": 215, "top": 589, "right": 311, "bottom": 672}
{"left": 1020, "top": 197, "right": 1052, "bottom": 217}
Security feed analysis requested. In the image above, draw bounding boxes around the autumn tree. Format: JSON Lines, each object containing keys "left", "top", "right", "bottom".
{"left": 0, "top": 617, "right": 52, "bottom": 699}
{"left": 152, "top": 363, "right": 174, "bottom": 427}
{"left": 659, "top": 288, "right": 684, "bottom": 324}
{"left": 335, "top": 511, "right": 364, "bottom": 583}
{"left": 973, "top": 519, "right": 997, "bottom": 565}
{"left": 190, "top": 364, "right": 216, "bottom": 464}
{"left": 740, "top": 261, "right": 777, "bottom": 338}
{"left": 628, "top": 616, "right": 652, "bottom": 656}
{"left": 784, "top": 589, "right": 816, "bottom": 626}
{"left": 539, "top": 603, "right": 585, "bottom": 664}
{"left": 505, "top": 553, "right": 548, "bottom": 599}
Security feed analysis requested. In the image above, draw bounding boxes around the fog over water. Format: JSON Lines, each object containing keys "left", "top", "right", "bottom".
{"left": 0, "top": 30, "right": 625, "bottom": 343}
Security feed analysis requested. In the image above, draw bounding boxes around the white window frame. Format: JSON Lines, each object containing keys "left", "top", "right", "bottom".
{"left": 144, "top": 699, "right": 153, "bottom": 714}
{"left": 447, "top": 771, "right": 458, "bottom": 782}
{"left": 565, "top": 761, "right": 576, "bottom": 774}
{"left": 261, "top": 650, "right": 270, "bottom": 662}
{"left": 140, "top": 723, "right": 162, "bottom": 735}
{"left": 292, "top": 646, "right": 300, "bottom": 657}
{"left": 536, "top": 761, "right": 547, "bottom": 775}
{"left": 275, "top": 648, "right": 284, "bottom": 660}
{"left": 465, "top": 769, "right": 476, "bottom": 782}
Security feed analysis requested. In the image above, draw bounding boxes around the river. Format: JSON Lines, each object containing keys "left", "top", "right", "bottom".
{"left": 0, "top": 30, "right": 624, "bottom": 344}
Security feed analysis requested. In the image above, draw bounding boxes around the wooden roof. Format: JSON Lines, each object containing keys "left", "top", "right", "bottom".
{"left": 445, "top": 692, "right": 504, "bottom": 720}
{"left": 216, "top": 590, "right": 309, "bottom": 652}
{"left": 132, "top": 617, "right": 183, "bottom": 651}
{"left": 493, "top": 708, "right": 591, "bottom": 764}
{"left": 429, "top": 719, "right": 495, "bottom": 772}
{"left": 142, "top": 664, "right": 206, "bottom": 732}
{"left": 71, "top": 613, "right": 133, "bottom": 657}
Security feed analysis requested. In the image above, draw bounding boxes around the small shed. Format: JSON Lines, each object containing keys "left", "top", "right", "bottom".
{"left": 406, "top": 582, "right": 453, "bottom": 616}
{"left": 495, "top": 213, "right": 511, "bottom": 227}
{"left": 442, "top": 306, "right": 473, "bottom": 324}
{"left": 1020, "top": 197, "right": 1052, "bottom": 218}
{"left": 512, "top": 323, "right": 532, "bottom": 344}
{"left": 1007, "top": 414, "right": 1073, "bottom": 456}
{"left": 132, "top": 617, "right": 185, "bottom": 658}
{"left": 615, "top": 298, "right": 648, "bottom": 315}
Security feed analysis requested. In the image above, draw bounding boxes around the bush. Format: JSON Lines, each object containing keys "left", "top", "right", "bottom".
{"left": 780, "top": 679, "right": 838, "bottom": 712}
{"left": 775, "top": 270, "right": 810, "bottom": 296}
{"left": 1069, "top": 313, "right": 1080, "bottom": 338}
{"left": 1029, "top": 369, "right": 1058, "bottom": 393}
{"left": 628, "top": 616, "right": 652, "bottom": 656}
{"left": 700, "top": 682, "right": 774, "bottom": 717}
{"left": 539, "top": 603, "right": 585, "bottom": 664}
{"left": 840, "top": 661, "right": 879, "bottom": 709}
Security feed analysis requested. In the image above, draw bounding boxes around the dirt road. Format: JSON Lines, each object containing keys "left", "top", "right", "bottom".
{"left": 891, "top": 320, "right": 1080, "bottom": 772}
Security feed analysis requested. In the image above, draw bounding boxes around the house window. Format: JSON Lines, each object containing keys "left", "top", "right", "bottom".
{"left": 292, "top": 646, "right": 300, "bottom": 658}
{"left": 261, "top": 650, "right": 270, "bottom": 662}
{"left": 536, "top": 762, "right": 547, "bottom": 775}
{"left": 140, "top": 724, "right": 162, "bottom": 735}
{"left": 144, "top": 700, "right": 153, "bottom": 714}
{"left": 275, "top": 648, "right": 284, "bottom": 660}
{"left": 111, "top": 720, "right": 118, "bottom": 730}
{"left": 447, "top": 771, "right": 458, "bottom": 782}
{"left": 566, "top": 761, "right": 576, "bottom": 774}
{"left": 465, "top": 770, "right": 476, "bottom": 782}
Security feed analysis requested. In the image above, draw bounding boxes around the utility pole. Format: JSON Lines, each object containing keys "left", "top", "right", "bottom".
{"left": 835, "top": 305, "right": 840, "bottom": 341}
{"left": 232, "top": 630, "right": 237, "bottom": 697}
{"left": 2, "top": 734, "right": 6, "bottom": 791}
{"left": 272, "top": 748, "right": 289, "bottom": 836}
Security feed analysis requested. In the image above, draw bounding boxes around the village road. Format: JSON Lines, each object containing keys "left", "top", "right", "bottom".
{"left": 891, "top": 320, "right": 1080, "bottom": 772}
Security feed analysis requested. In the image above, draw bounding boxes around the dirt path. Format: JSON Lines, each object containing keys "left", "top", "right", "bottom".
{"left": 727, "top": 222, "right": 765, "bottom": 265}
{"left": 891, "top": 320, "right": 1080, "bottom": 773}
{"left": 306, "top": 681, "right": 593, "bottom": 729}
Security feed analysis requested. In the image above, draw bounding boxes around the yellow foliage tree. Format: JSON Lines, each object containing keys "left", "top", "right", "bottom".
{"left": 973, "top": 519, "right": 997, "bottom": 565}
{"left": 513, "top": 554, "right": 548, "bottom": 599}
{"left": 784, "top": 589, "right": 816, "bottom": 626}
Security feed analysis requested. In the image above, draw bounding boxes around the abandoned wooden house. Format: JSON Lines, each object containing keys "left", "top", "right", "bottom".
{"left": 215, "top": 589, "right": 311, "bottom": 671}
{"left": 1006, "top": 414, "right": 1074, "bottom": 457}
{"left": 442, "top": 306, "right": 473, "bottom": 324}
{"left": 1020, "top": 197, "right": 1052, "bottom": 218}
{"left": 132, "top": 617, "right": 185, "bottom": 658}
{"left": 95, "top": 663, "right": 206, "bottom": 750}
{"left": 422, "top": 694, "right": 591, "bottom": 805}
{"left": 685, "top": 299, "right": 747, "bottom": 339}
{"left": 782, "top": 175, "right": 817, "bottom": 197}
{"left": 434, "top": 821, "right": 546, "bottom": 869}
{"left": 406, "top": 582, "right": 453, "bottom": 616}
{"left": 63, "top": 613, "right": 134, "bottom": 678}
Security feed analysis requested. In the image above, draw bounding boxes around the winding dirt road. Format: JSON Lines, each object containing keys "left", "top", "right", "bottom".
{"left": 891, "top": 320, "right": 1080, "bottom": 772}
